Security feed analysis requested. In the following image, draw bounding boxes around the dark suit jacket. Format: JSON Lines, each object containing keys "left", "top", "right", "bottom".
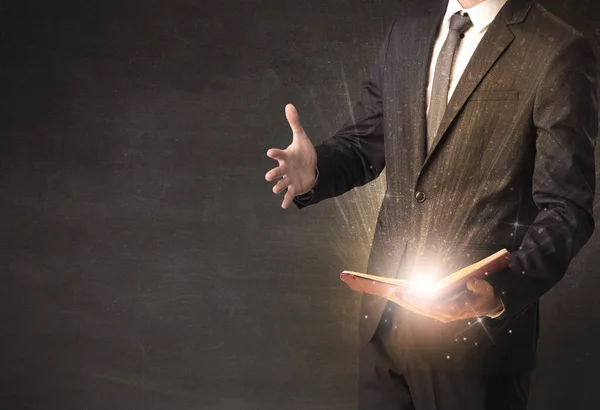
{"left": 294, "top": 0, "right": 597, "bottom": 375}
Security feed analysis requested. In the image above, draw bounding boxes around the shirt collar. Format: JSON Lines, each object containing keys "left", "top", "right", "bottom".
{"left": 444, "top": 0, "right": 509, "bottom": 32}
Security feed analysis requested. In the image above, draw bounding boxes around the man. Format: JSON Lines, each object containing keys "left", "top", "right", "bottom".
{"left": 265, "top": 0, "right": 597, "bottom": 408}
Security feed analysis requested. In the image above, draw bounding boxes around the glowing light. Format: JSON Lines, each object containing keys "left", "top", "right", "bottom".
{"left": 411, "top": 277, "right": 437, "bottom": 294}
{"left": 365, "top": 315, "right": 368, "bottom": 319}
{"left": 408, "top": 270, "right": 440, "bottom": 297}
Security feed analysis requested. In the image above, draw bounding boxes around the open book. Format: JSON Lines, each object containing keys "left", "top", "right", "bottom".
{"left": 340, "top": 249, "right": 509, "bottom": 300}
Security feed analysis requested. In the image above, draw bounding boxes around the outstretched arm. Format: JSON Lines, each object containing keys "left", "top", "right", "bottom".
{"left": 291, "top": 18, "right": 398, "bottom": 209}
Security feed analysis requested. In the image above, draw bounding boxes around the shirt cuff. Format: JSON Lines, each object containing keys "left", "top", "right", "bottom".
{"left": 294, "top": 167, "right": 319, "bottom": 199}
{"left": 486, "top": 300, "right": 506, "bottom": 319}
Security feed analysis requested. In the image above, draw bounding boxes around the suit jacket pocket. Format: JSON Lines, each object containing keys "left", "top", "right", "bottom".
{"left": 470, "top": 89, "right": 519, "bottom": 101}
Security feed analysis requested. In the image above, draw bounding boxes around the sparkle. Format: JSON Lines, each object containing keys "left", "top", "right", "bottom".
{"left": 365, "top": 315, "right": 368, "bottom": 319}
{"left": 463, "top": 337, "right": 467, "bottom": 341}
{"left": 508, "top": 329, "right": 512, "bottom": 334}
{"left": 463, "top": 299, "right": 496, "bottom": 344}
{"left": 477, "top": 318, "right": 482, "bottom": 322}
{"left": 446, "top": 355, "right": 451, "bottom": 359}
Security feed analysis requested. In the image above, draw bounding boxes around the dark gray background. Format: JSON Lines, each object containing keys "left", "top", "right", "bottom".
{"left": 0, "top": 0, "right": 598, "bottom": 409}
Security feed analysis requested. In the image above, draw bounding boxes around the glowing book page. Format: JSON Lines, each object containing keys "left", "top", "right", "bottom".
{"left": 340, "top": 249, "right": 509, "bottom": 299}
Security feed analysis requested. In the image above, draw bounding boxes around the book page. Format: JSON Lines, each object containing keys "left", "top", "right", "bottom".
{"left": 341, "top": 249, "right": 509, "bottom": 295}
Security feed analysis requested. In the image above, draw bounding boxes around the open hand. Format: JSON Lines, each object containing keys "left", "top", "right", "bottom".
{"left": 387, "top": 278, "right": 503, "bottom": 323}
{"left": 265, "top": 104, "right": 317, "bottom": 209}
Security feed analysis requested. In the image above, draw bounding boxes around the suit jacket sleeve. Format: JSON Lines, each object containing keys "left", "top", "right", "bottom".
{"left": 489, "top": 34, "right": 598, "bottom": 321}
{"left": 293, "top": 18, "right": 397, "bottom": 209}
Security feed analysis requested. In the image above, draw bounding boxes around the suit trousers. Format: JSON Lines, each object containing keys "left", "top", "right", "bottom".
{"left": 358, "top": 315, "right": 532, "bottom": 410}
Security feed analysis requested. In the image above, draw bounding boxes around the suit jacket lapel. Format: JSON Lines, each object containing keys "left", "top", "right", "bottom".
{"left": 419, "top": 10, "right": 516, "bottom": 173}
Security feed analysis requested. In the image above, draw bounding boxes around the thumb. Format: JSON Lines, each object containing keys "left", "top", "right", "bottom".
{"left": 285, "top": 104, "right": 307, "bottom": 139}
{"left": 466, "top": 278, "right": 491, "bottom": 295}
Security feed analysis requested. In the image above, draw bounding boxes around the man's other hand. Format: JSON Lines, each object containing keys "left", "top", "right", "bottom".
{"left": 265, "top": 104, "right": 317, "bottom": 209}
{"left": 387, "top": 278, "right": 504, "bottom": 323}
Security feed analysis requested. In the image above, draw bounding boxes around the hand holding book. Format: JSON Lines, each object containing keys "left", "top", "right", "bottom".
{"left": 340, "top": 249, "right": 509, "bottom": 322}
{"left": 391, "top": 277, "right": 504, "bottom": 322}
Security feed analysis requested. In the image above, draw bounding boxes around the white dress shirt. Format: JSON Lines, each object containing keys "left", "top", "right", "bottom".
{"left": 426, "top": 0, "right": 509, "bottom": 114}
{"left": 425, "top": 0, "right": 509, "bottom": 319}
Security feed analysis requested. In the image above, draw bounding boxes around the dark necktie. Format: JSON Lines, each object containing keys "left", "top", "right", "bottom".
{"left": 427, "top": 12, "right": 473, "bottom": 152}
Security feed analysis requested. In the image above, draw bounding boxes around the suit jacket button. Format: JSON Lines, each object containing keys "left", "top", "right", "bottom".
{"left": 415, "top": 191, "right": 426, "bottom": 203}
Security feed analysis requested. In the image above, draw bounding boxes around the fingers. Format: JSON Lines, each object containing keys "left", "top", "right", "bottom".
{"left": 272, "top": 176, "right": 290, "bottom": 194}
{"left": 266, "top": 148, "right": 286, "bottom": 161}
{"left": 285, "top": 104, "right": 305, "bottom": 136}
{"left": 465, "top": 279, "right": 503, "bottom": 317}
{"left": 281, "top": 185, "right": 296, "bottom": 209}
{"left": 265, "top": 166, "right": 285, "bottom": 182}
{"left": 267, "top": 171, "right": 295, "bottom": 209}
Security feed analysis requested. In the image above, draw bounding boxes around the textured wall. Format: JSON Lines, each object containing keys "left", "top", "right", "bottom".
{"left": 0, "top": 0, "right": 598, "bottom": 408}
